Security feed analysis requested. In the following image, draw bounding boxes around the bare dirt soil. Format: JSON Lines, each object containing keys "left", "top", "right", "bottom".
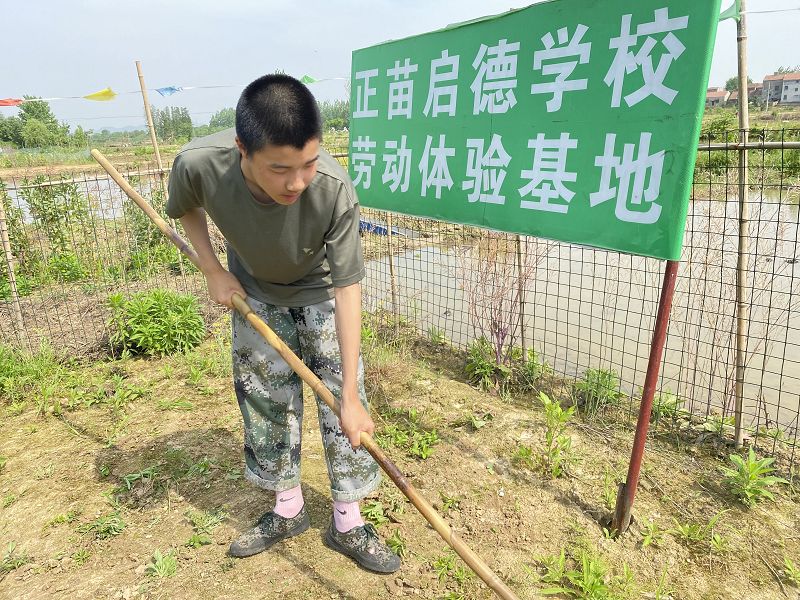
{"left": 1, "top": 326, "right": 799, "bottom": 600}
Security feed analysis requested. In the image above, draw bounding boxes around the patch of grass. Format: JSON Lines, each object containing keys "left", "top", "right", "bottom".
{"left": 185, "top": 508, "right": 226, "bottom": 535}
{"left": 650, "top": 390, "right": 686, "bottom": 423}
{"left": 427, "top": 326, "right": 446, "bottom": 345}
{"left": 375, "top": 408, "right": 440, "bottom": 460}
{"left": 669, "top": 511, "right": 727, "bottom": 552}
{"left": 574, "top": 368, "right": 622, "bottom": 417}
{"left": 601, "top": 466, "right": 618, "bottom": 511}
{"left": 783, "top": 556, "right": 800, "bottom": 587}
{"left": 1, "top": 542, "right": 30, "bottom": 575}
{"left": 2, "top": 494, "right": 18, "bottom": 508}
{"left": 432, "top": 551, "right": 458, "bottom": 583}
{"left": 536, "top": 549, "right": 633, "bottom": 599}
{"left": 77, "top": 511, "right": 126, "bottom": 540}
{"left": 0, "top": 343, "right": 65, "bottom": 405}
{"left": 721, "top": 447, "right": 788, "bottom": 507}
{"left": 0, "top": 456, "right": 6, "bottom": 473}
{"left": 71, "top": 548, "right": 91, "bottom": 566}
{"left": 157, "top": 398, "right": 194, "bottom": 411}
{"left": 145, "top": 549, "right": 177, "bottom": 578}
{"left": 44, "top": 509, "right": 82, "bottom": 529}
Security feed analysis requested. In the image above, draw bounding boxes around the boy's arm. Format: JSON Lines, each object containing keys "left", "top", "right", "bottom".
{"left": 334, "top": 282, "right": 374, "bottom": 448}
{"left": 179, "top": 207, "right": 245, "bottom": 309}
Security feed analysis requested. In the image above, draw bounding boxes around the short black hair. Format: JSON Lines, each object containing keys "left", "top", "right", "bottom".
{"left": 235, "top": 74, "right": 322, "bottom": 153}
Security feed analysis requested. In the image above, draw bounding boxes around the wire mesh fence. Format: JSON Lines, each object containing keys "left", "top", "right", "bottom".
{"left": 1, "top": 131, "right": 798, "bottom": 466}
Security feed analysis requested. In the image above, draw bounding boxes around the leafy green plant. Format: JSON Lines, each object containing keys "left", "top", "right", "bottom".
{"left": 515, "top": 348, "right": 552, "bottom": 390}
{"left": 185, "top": 508, "right": 226, "bottom": 535}
{"left": 721, "top": 447, "right": 788, "bottom": 506}
{"left": 539, "top": 550, "right": 627, "bottom": 599}
{"left": 48, "top": 252, "right": 87, "bottom": 282}
{"left": 362, "top": 500, "right": 389, "bottom": 526}
{"left": 539, "top": 392, "right": 575, "bottom": 478}
{"left": 513, "top": 445, "right": 535, "bottom": 469}
{"left": 574, "top": 368, "right": 621, "bottom": 417}
{"left": 427, "top": 326, "right": 446, "bottom": 345}
{"left": 669, "top": 511, "right": 727, "bottom": 551}
{"left": 77, "top": 512, "right": 126, "bottom": 540}
{"left": 536, "top": 549, "right": 566, "bottom": 585}
{"left": 432, "top": 551, "right": 457, "bottom": 583}
{"left": 71, "top": 548, "right": 91, "bottom": 566}
{"left": 640, "top": 520, "right": 664, "bottom": 548}
{"left": 0, "top": 456, "right": 6, "bottom": 473}
{"left": 467, "top": 411, "right": 493, "bottom": 431}
{"left": 386, "top": 529, "right": 407, "bottom": 558}
{"left": 783, "top": 556, "right": 800, "bottom": 587}
{"left": 107, "top": 289, "right": 205, "bottom": 356}
{"left": 121, "top": 466, "right": 159, "bottom": 491}
{"left": 1, "top": 542, "right": 29, "bottom": 575}
{"left": 650, "top": 390, "right": 685, "bottom": 423}
{"left": 145, "top": 549, "right": 177, "bottom": 578}
{"left": 440, "top": 493, "right": 461, "bottom": 514}
{"left": 704, "top": 413, "right": 735, "bottom": 435}
{"left": 44, "top": 509, "right": 81, "bottom": 529}
{"left": 465, "top": 337, "right": 511, "bottom": 392}
{"left": 158, "top": 398, "right": 194, "bottom": 411}
{"left": 2, "top": 494, "right": 18, "bottom": 508}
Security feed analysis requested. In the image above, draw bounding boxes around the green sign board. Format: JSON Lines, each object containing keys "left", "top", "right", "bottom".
{"left": 349, "top": 0, "right": 721, "bottom": 260}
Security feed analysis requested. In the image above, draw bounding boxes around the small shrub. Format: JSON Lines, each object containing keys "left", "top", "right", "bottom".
{"left": 107, "top": 289, "right": 205, "bottom": 356}
{"left": 465, "top": 337, "right": 510, "bottom": 392}
{"left": 539, "top": 392, "right": 575, "bottom": 478}
{"left": 721, "top": 447, "right": 788, "bottom": 507}
{"left": 574, "top": 368, "right": 621, "bottom": 417}
{"left": 145, "top": 549, "right": 177, "bottom": 578}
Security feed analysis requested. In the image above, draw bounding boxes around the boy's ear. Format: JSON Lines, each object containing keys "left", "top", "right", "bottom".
{"left": 234, "top": 136, "right": 248, "bottom": 158}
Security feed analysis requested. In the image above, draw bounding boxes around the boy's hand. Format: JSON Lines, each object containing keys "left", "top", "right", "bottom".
{"left": 205, "top": 267, "right": 246, "bottom": 309}
{"left": 339, "top": 388, "right": 374, "bottom": 448}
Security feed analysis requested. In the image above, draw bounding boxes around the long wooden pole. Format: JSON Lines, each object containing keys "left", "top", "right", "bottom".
{"left": 733, "top": 0, "right": 750, "bottom": 448}
{"left": 135, "top": 60, "right": 185, "bottom": 276}
{"left": 90, "top": 148, "right": 521, "bottom": 600}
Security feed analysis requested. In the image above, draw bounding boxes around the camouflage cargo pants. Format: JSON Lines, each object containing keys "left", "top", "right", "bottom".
{"left": 232, "top": 295, "right": 380, "bottom": 502}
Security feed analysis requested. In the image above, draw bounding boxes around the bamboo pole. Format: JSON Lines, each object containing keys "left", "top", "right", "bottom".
{"left": 516, "top": 235, "right": 527, "bottom": 365}
{"left": 90, "top": 148, "right": 521, "bottom": 600}
{"left": 0, "top": 200, "right": 26, "bottom": 348}
{"left": 386, "top": 212, "right": 399, "bottom": 336}
{"left": 135, "top": 60, "right": 185, "bottom": 276}
{"left": 734, "top": 0, "right": 750, "bottom": 448}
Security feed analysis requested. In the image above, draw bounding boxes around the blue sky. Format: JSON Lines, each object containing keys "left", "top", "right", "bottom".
{"left": 1, "top": 0, "right": 797, "bottom": 130}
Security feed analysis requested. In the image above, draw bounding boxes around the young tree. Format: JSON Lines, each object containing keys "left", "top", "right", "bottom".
{"left": 725, "top": 75, "right": 753, "bottom": 92}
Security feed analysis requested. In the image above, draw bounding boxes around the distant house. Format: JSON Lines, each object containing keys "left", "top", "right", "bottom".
{"left": 725, "top": 83, "right": 763, "bottom": 106}
{"left": 706, "top": 87, "right": 729, "bottom": 108}
{"left": 763, "top": 72, "right": 800, "bottom": 105}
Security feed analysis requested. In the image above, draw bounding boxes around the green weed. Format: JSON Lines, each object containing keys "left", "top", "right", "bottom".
{"left": 513, "top": 445, "right": 535, "bottom": 469}
{"left": 44, "top": 509, "right": 81, "bottom": 529}
{"left": 640, "top": 520, "right": 664, "bottom": 548}
{"left": 427, "top": 326, "right": 446, "bottom": 345}
{"left": 514, "top": 348, "right": 552, "bottom": 390}
{"left": 77, "top": 512, "right": 126, "bottom": 540}
{"left": 107, "top": 289, "right": 205, "bottom": 356}
{"left": 71, "top": 548, "right": 91, "bottom": 565}
{"left": 465, "top": 337, "right": 510, "bottom": 392}
{"left": 157, "top": 398, "right": 194, "bottom": 411}
{"left": 2, "top": 494, "right": 18, "bottom": 508}
{"left": 601, "top": 467, "right": 618, "bottom": 511}
{"left": 539, "top": 392, "right": 575, "bottom": 478}
{"left": 1, "top": 542, "right": 30, "bottom": 574}
{"left": 574, "top": 368, "right": 622, "bottom": 417}
{"left": 145, "top": 549, "right": 177, "bottom": 578}
{"left": 783, "top": 556, "right": 800, "bottom": 587}
{"left": 362, "top": 500, "right": 390, "bottom": 526}
{"left": 669, "top": 511, "right": 727, "bottom": 551}
{"left": 440, "top": 493, "right": 461, "bottom": 514}
{"left": 121, "top": 466, "right": 159, "bottom": 491}
{"left": 721, "top": 447, "right": 788, "bottom": 506}
{"left": 185, "top": 508, "right": 226, "bottom": 535}
{"left": 650, "top": 390, "right": 686, "bottom": 423}
{"left": 386, "top": 529, "right": 407, "bottom": 558}
{"left": 432, "top": 551, "right": 457, "bottom": 583}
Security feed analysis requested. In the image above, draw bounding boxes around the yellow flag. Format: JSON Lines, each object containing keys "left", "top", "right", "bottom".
{"left": 83, "top": 87, "right": 117, "bottom": 101}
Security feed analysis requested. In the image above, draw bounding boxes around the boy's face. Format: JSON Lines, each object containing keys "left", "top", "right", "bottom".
{"left": 236, "top": 137, "right": 320, "bottom": 205}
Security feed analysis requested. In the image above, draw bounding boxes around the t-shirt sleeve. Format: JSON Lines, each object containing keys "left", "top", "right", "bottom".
{"left": 165, "top": 154, "right": 202, "bottom": 218}
{"left": 325, "top": 182, "right": 365, "bottom": 288}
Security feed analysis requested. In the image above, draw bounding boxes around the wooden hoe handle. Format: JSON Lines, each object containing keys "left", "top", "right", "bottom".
{"left": 91, "top": 149, "right": 522, "bottom": 600}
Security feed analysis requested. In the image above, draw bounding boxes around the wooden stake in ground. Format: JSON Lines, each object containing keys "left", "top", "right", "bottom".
{"left": 0, "top": 198, "right": 27, "bottom": 349}
{"left": 90, "top": 148, "right": 522, "bottom": 600}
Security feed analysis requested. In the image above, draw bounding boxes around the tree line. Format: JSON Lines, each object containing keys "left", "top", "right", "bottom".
{"left": 0, "top": 98, "right": 350, "bottom": 150}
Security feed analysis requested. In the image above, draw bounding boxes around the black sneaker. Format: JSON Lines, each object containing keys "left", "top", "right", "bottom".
{"left": 228, "top": 507, "right": 310, "bottom": 558}
{"left": 324, "top": 521, "right": 401, "bottom": 574}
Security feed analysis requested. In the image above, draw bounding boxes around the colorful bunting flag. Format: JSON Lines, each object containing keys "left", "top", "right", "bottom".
{"left": 0, "top": 98, "right": 24, "bottom": 106}
{"left": 300, "top": 75, "right": 317, "bottom": 84}
{"left": 83, "top": 87, "right": 117, "bottom": 101}
{"left": 156, "top": 86, "right": 183, "bottom": 96}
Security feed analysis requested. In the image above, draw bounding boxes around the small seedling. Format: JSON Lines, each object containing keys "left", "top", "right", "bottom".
{"left": 362, "top": 500, "right": 389, "bottom": 526}
{"left": 1, "top": 542, "right": 29, "bottom": 574}
{"left": 783, "top": 556, "right": 800, "bottom": 587}
{"left": 468, "top": 411, "right": 493, "bottom": 431}
{"left": 721, "top": 447, "right": 788, "bottom": 506}
{"left": 122, "top": 466, "right": 159, "bottom": 490}
{"left": 513, "top": 445, "right": 535, "bottom": 469}
{"left": 185, "top": 533, "right": 212, "bottom": 549}
{"left": 536, "top": 549, "right": 566, "bottom": 584}
{"left": 71, "top": 548, "right": 91, "bottom": 566}
{"left": 2, "top": 494, "right": 17, "bottom": 508}
{"left": 432, "top": 551, "right": 457, "bottom": 582}
{"left": 145, "top": 549, "right": 177, "bottom": 578}
{"left": 710, "top": 532, "right": 729, "bottom": 555}
{"left": 427, "top": 326, "right": 446, "bottom": 345}
{"left": 601, "top": 467, "right": 617, "bottom": 510}
{"left": 185, "top": 508, "right": 226, "bottom": 535}
{"left": 540, "top": 392, "right": 575, "bottom": 478}
{"left": 44, "top": 510, "right": 81, "bottom": 529}
{"left": 640, "top": 519, "right": 664, "bottom": 548}
{"left": 0, "top": 456, "right": 7, "bottom": 473}
{"left": 440, "top": 493, "right": 461, "bottom": 514}
{"left": 77, "top": 512, "right": 126, "bottom": 540}
{"left": 386, "top": 529, "right": 407, "bottom": 558}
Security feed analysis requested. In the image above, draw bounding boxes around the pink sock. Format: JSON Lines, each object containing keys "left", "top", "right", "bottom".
{"left": 333, "top": 500, "right": 365, "bottom": 533}
{"left": 274, "top": 485, "right": 304, "bottom": 518}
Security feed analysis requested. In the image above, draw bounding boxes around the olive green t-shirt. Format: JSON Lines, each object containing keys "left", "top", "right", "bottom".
{"left": 165, "top": 128, "right": 365, "bottom": 307}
